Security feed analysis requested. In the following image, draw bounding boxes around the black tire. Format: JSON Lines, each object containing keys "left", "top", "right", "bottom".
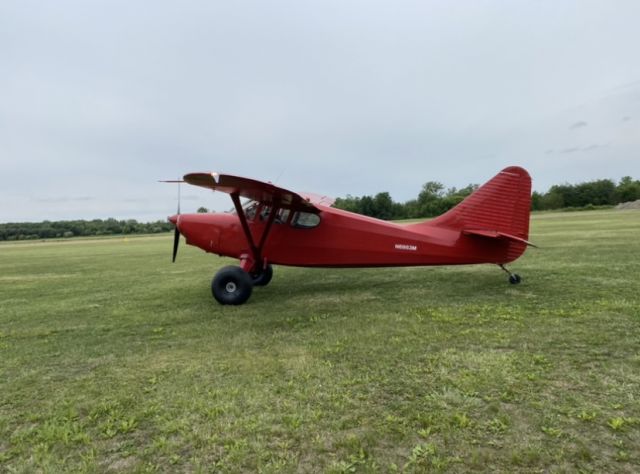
{"left": 212, "top": 266, "right": 253, "bottom": 305}
{"left": 509, "top": 274, "right": 522, "bottom": 285}
{"left": 250, "top": 264, "right": 273, "bottom": 287}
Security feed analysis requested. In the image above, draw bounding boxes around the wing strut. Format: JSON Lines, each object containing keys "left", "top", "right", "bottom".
{"left": 230, "top": 192, "right": 259, "bottom": 261}
{"left": 230, "top": 192, "right": 280, "bottom": 273}
{"left": 258, "top": 202, "right": 279, "bottom": 251}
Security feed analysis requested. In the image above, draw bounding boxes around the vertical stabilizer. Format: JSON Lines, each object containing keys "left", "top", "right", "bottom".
{"left": 410, "top": 166, "right": 532, "bottom": 262}
{"left": 432, "top": 166, "right": 531, "bottom": 236}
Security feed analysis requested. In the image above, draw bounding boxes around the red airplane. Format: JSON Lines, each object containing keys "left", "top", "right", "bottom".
{"left": 167, "top": 166, "right": 534, "bottom": 305}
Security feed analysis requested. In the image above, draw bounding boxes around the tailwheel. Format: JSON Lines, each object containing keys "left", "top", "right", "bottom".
{"left": 250, "top": 264, "right": 273, "bottom": 287}
{"left": 212, "top": 266, "right": 253, "bottom": 305}
{"left": 499, "top": 264, "right": 522, "bottom": 285}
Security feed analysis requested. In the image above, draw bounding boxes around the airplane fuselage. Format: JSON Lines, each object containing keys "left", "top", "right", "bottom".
{"left": 174, "top": 204, "right": 522, "bottom": 269}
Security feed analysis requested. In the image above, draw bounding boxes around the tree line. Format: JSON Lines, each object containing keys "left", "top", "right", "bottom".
{"left": 532, "top": 176, "right": 640, "bottom": 210}
{"left": 2, "top": 176, "right": 638, "bottom": 240}
{"left": 0, "top": 218, "right": 173, "bottom": 241}
{"left": 334, "top": 176, "right": 640, "bottom": 220}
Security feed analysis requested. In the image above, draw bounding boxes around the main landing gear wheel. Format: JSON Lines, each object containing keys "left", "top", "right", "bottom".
{"left": 212, "top": 266, "right": 253, "bottom": 305}
{"left": 250, "top": 264, "right": 273, "bottom": 286}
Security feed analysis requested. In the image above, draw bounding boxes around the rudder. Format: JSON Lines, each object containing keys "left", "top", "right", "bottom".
{"left": 414, "top": 166, "right": 532, "bottom": 262}
{"left": 431, "top": 166, "right": 531, "bottom": 237}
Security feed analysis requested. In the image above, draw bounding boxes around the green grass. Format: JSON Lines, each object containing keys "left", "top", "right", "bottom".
{"left": 1, "top": 209, "right": 639, "bottom": 472}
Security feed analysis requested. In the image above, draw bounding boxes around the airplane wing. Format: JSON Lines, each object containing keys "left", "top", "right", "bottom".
{"left": 299, "top": 192, "right": 335, "bottom": 207}
{"left": 183, "top": 172, "right": 324, "bottom": 212}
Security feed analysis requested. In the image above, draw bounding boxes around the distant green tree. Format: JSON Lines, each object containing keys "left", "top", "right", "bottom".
{"left": 333, "top": 195, "right": 361, "bottom": 214}
{"left": 577, "top": 179, "right": 616, "bottom": 206}
{"left": 197, "top": 207, "right": 209, "bottom": 213}
{"left": 615, "top": 176, "right": 640, "bottom": 203}
{"left": 418, "top": 181, "right": 445, "bottom": 201}
{"left": 541, "top": 188, "right": 565, "bottom": 210}
{"left": 399, "top": 199, "right": 418, "bottom": 219}
{"left": 359, "top": 195, "right": 375, "bottom": 217}
{"left": 373, "top": 192, "right": 394, "bottom": 220}
{"left": 417, "top": 181, "right": 446, "bottom": 217}
{"left": 531, "top": 191, "right": 544, "bottom": 211}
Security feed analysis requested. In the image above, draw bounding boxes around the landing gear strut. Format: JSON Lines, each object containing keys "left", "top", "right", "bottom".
{"left": 499, "top": 264, "right": 522, "bottom": 285}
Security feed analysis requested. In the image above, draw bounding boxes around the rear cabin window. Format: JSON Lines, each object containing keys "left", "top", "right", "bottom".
{"left": 291, "top": 211, "right": 320, "bottom": 229}
{"left": 276, "top": 208, "right": 290, "bottom": 224}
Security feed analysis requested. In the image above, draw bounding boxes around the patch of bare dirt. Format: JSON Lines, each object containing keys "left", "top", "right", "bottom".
{"left": 615, "top": 199, "right": 640, "bottom": 210}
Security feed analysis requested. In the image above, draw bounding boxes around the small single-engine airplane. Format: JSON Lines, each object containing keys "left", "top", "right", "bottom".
{"left": 165, "top": 166, "right": 534, "bottom": 305}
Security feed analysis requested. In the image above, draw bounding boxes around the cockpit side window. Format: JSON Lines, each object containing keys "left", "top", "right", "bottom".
{"left": 243, "top": 201, "right": 258, "bottom": 221}
{"left": 291, "top": 211, "right": 321, "bottom": 229}
{"left": 259, "top": 206, "right": 272, "bottom": 221}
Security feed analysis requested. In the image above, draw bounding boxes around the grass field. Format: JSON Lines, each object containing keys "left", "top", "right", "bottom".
{"left": 1, "top": 209, "right": 639, "bottom": 473}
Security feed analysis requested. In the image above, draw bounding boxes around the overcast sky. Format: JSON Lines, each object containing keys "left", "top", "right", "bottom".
{"left": 2, "top": 1, "right": 639, "bottom": 222}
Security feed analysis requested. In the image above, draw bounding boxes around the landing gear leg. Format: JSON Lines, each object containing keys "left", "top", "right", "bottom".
{"left": 499, "top": 264, "right": 522, "bottom": 285}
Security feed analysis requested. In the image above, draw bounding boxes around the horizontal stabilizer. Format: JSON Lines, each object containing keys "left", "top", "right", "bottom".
{"left": 463, "top": 229, "right": 538, "bottom": 248}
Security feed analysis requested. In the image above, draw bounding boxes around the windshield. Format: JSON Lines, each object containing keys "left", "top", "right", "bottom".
{"left": 228, "top": 199, "right": 259, "bottom": 221}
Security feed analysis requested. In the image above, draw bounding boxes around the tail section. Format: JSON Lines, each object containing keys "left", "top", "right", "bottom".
{"left": 414, "top": 166, "right": 533, "bottom": 263}
{"left": 431, "top": 166, "right": 531, "bottom": 237}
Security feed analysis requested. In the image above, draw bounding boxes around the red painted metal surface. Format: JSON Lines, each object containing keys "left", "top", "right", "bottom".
{"left": 170, "top": 167, "right": 532, "bottom": 272}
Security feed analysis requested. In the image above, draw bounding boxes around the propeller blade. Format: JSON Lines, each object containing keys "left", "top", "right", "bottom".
{"left": 177, "top": 182, "right": 181, "bottom": 215}
{"left": 165, "top": 180, "right": 181, "bottom": 262}
{"left": 172, "top": 226, "right": 180, "bottom": 263}
{"left": 173, "top": 182, "right": 181, "bottom": 262}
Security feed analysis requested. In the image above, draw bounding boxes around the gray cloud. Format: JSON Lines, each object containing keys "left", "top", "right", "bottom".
{"left": 560, "top": 147, "right": 581, "bottom": 154}
{"left": 558, "top": 143, "right": 611, "bottom": 154}
{"left": 582, "top": 143, "right": 611, "bottom": 152}
{"left": 34, "top": 196, "right": 95, "bottom": 203}
{"left": 569, "top": 121, "right": 588, "bottom": 130}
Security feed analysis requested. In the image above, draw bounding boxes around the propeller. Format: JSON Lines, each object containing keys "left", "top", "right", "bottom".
{"left": 173, "top": 181, "right": 182, "bottom": 262}
{"left": 160, "top": 180, "right": 182, "bottom": 263}
{"left": 172, "top": 225, "right": 180, "bottom": 263}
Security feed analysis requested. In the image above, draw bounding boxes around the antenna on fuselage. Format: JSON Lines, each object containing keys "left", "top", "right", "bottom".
{"left": 274, "top": 169, "right": 285, "bottom": 185}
